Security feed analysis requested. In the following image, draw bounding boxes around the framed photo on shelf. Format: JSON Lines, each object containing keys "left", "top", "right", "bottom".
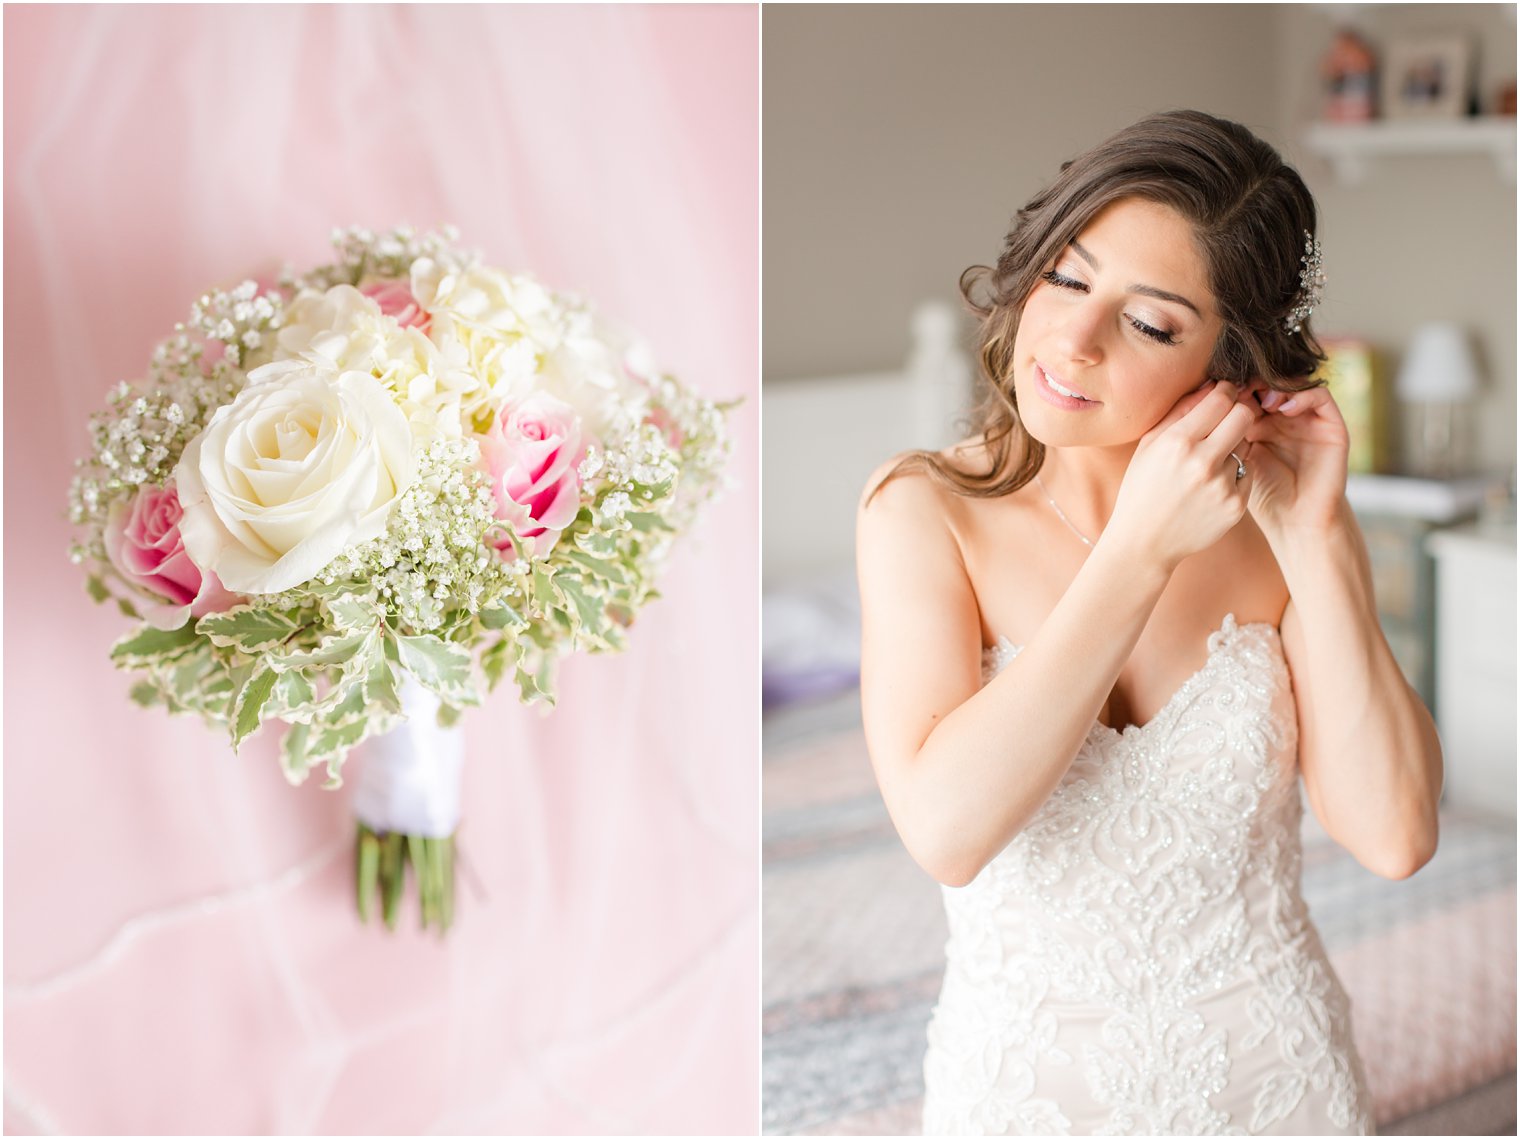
{"left": 1381, "top": 34, "right": 1474, "bottom": 120}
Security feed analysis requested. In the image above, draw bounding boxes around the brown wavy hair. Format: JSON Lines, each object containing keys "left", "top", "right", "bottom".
{"left": 874, "top": 109, "right": 1327, "bottom": 501}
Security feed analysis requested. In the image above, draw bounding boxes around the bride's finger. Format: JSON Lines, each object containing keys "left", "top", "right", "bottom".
{"left": 1224, "top": 444, "right": 1253, "bottom": 489}
{"left": 1201, "top": 400, "right": 1259, "bottom": 462}
{"left": 1174, "top": 380, "right": 1244, "bottom": 441}
{"left": 1244, "top": 436, "right": 1297, "bottom": 474}
{"left": 1148, "top": 379, "right": 1224, "bottom": 438}
{"left": 1267, "top": 385, "right": 1337, "bottom": 418}
{"left": 1244, "top": 413, "right": 1289, "bottom": 443}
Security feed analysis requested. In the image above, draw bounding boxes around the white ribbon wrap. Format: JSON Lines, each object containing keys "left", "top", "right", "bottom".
{"left": 351, "top": 676, "right": 464, "bottom": 838}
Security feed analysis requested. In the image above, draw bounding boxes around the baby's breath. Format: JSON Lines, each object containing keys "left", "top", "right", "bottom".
{"left": 185, "top": 279, "right": 284, "bottom": 370}
{"left": 645, "top": 372, "right": 734, "bottom": 524}
{"left": 287, "top": 224, "right": 479, "bottom": 294}
{"left": 70, "top": 224, "right": 733, "bottom": 786}
{"left": 68, "top": 282, "right": 287, "bottom": 558}
{"left": 300, "top": 438, "right": 519, "bottom": 634}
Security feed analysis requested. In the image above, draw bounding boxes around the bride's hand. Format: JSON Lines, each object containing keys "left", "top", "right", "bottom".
{"left": 1102, "top": 380, "right": 1262, "bottom": 570}
{"left": 1241, "top": 384, "right": 1350, "bottom": 536}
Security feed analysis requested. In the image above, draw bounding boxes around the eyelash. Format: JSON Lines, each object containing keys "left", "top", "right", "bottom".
{"left": 1038, "top": 269, "right": 1178, "bottom": 346}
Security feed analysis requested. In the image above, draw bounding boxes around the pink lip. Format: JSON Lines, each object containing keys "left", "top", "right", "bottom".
{"left": 1033, "top": 362, "right": 1101, "bottom": 411}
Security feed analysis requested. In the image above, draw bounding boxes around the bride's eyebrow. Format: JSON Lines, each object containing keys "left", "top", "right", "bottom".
{"left": 1068, "top": 239, "right": 1202, "bottom": 317}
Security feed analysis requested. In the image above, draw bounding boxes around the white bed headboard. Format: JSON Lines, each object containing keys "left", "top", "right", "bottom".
{"left": 762, "top": 300, "right": 975, "bottom": 585}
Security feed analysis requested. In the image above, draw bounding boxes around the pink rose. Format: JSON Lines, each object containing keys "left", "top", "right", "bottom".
{"left": 105, "top": 484, "right": 239, "bottom": 629}
{"left": 479, "top": 394, "right": 585, "bottom": 559}
{"left": 360, "top": 278, "right": 429, "bottom": 332}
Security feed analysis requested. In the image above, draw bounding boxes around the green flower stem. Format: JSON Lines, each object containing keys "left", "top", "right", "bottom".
{"left": 440, "top": 836, "right": 455, "bottom": 929}
{"left": 356, "top": 826, "right": 381, "bottom": 924}
{"left": 355, "top": 822, "right": 458, "bottom": 935}
{"left": 380, "top": 831, "right": 405, "bottom": 930}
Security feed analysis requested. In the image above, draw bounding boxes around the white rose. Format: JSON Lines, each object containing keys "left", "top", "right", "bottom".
{"left": 175, "top": 360, "right": 415, "bottom": 594}
{"left": 275, "top": 284, "right": 477, "bottom": 441}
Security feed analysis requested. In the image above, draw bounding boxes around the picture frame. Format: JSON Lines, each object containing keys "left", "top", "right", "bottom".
{"left": 1381, "top": 34, "right": 1475, "bottom": 120}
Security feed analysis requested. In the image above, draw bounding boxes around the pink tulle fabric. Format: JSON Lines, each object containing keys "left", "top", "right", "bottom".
{"left": 3, "top": 5, "right": 759, "bottom": 1134}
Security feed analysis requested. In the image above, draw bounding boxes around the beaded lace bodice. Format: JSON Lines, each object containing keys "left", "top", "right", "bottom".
{"left": 921, "top": 614, "right": 1373, "bottom": 1136}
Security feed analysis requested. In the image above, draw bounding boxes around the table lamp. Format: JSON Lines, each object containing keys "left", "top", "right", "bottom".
{"left": 1396, "top": 322, "right": 1482, "bottom": 477}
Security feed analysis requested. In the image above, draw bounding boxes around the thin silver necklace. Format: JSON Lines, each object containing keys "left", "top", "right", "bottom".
{"left": 1034, "top": 473, "right": 1095, "bottom": 548}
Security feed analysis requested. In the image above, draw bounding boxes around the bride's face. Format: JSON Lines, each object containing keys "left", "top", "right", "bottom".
{"left": 1011, "top": 197, "right": 1225, "bottom": 448}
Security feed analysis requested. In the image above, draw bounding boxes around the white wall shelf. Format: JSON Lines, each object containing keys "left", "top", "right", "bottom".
{"left": 1303, "top": 119, "right": 1517, "bottom": 184}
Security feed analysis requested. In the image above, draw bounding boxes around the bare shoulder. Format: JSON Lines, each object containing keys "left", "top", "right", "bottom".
{"left": 859, "top": 436, "right": 994, "bottom": 520}
{"left": 861, "top": 453, "right": 944, "bottom": 520}
{"left": 857, "top": 447, "right": 984, "bottom": 591}
{"left": 857, "top": 446, "right": 986, "bottom": 751}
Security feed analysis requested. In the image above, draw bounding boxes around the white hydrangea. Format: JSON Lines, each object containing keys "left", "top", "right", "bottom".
{"left": 274, "top": 284, "right": 477, "bottom": 442}
{"left": 410, "top": 260, "right": 648, "bottom": 441}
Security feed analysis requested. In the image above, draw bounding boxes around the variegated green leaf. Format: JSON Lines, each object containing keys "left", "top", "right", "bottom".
{"left": 481, "top": 638, "right": 512, "bottom": 690}
{"left": 311, "top": 721, "right": 366, "bottom": 789}
{"left": 272, "top": 629, "right": 370, "bottom": 671}
{"left": 198, "top": 606, "right": 300, "bottom": 652}
{"left": 574, "top": 532, "right": 619, "bottom": 558}
{"left": 515, "top": 665, "right": 555, "bottom": 707}
{"left": 110, "top": 622, "right": 202, "bottom": 669}
{"left": 326, "top": 592, "right": 384, "bottom": 631}
{"left": 167, "top": 641, "right": 214, "bottom": 692}
{"left": 479, "top": 601, "right": 528, "bottom": 631}
{"left": 531, "top": 565, "right": 556, "bottom": 608}
{"left": 625, "top": 511, "right": 672, "bottom": 533}
{"left": 232, "top": 663, "right": 278, "bottom": 750}
{"left": 325, "top": 671, "right": 373, "bottom": 724}
{"left": 271, "top": 670, "right": 316, "bottom": 718}
{"left": 561, "top": 550, "right": 627, "bottom": 585}
{"left": 366, "top": 645, "right": 402, "bottom": 716}
{"left": 395, "top": 633, "right": 475, "bottom": 703}
{"left": 280, "top": 722, "right": 313, "bottom": 784}
{"left": 555, "top": 575, "right": 607, "bottom": 639}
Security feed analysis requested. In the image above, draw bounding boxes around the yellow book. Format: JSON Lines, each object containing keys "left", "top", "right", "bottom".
{"left": 1316, "top": 339, "right": 1387, "bottom": 473}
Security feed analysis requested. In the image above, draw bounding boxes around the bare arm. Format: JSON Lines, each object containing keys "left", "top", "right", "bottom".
{"left": 858, "top": 381, "right": 1260, "bottom": 885}
{"left": 1278, "top": 507, "right": 1443, "bottom": 878}
{"left": 857, "top": 472, "right": 1171, "bottom": 885}
{"left": 1245, "top": 385, "right": 1442, "bottom": 879}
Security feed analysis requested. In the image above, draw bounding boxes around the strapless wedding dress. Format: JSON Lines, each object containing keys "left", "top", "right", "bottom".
{"left": 921, "top": 615, "right": 1374, "bottom": 1136}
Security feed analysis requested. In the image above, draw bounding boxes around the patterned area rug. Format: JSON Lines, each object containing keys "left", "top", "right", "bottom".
{"left": 762, "top": 691, "right": 1517, "bottom": 1136}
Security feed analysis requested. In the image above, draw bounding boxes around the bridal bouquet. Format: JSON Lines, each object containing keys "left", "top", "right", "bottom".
{"left": 68, "top": 225, "right": 731, "bottom": 932}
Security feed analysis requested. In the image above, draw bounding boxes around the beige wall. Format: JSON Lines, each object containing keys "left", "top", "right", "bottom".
{"left": 1275, "top": 4, "right": 1516, "bottom": 471}
{"left": 764, "top": 3, "right": 1517, "bottom": 473}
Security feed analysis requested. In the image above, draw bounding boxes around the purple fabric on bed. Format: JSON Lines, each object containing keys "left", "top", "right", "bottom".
{"left": 763, "top": 665, "right": 862, "bottom": 712}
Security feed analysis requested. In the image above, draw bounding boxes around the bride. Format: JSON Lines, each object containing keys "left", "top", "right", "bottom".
{"left": 855, "top": 110, "right": 1443, "bottom": 1135}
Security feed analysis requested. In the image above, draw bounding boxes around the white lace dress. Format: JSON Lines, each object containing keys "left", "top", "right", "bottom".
{"left": 921, "top": 615, "right": 1374, "bottom": 1136}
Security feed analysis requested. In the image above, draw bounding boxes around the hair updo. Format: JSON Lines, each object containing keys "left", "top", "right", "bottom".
{"left": 888, "top": 109, "right": 1327, "bottom": 500}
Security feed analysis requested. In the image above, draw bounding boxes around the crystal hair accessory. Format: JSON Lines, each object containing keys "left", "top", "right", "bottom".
{"left": 1284, "top": 230, "right": 1324, "bottom": 335}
